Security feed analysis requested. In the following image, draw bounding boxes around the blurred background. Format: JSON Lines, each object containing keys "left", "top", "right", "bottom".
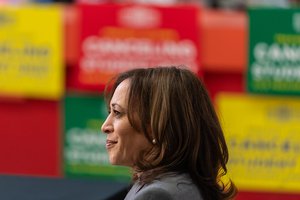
{"left": 0, "top": 0, "right": 300, "bottom": 199}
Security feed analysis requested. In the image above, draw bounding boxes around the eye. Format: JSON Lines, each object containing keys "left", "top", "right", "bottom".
{"left": 113, "top": 109, "right": 121, "bottom": 116}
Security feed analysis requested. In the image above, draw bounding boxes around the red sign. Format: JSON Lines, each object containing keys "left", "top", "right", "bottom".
{"left": 0, "top": 99, "right": 61, "bottom": 177}
{"left": 68, "top": 4, "right": 201, "bottom": 91}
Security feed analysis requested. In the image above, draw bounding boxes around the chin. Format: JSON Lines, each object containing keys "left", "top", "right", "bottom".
{"left": 109, "top": 158, "right": 117, "bottom": 165}
{"left": 109, "top": 158, "right": 129, "bottom": 167}
{"left": 109, "top": 157, "right": 121, "bottom": 166}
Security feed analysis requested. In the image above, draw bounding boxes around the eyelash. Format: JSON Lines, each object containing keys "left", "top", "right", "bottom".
{"left": 113, "top": 109, "right": 121, "bottom": 116}
{"left": 108, "top": 109, "right": 121, "bottom": 117}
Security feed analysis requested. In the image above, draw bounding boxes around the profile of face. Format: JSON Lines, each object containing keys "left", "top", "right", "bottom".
{"left": 101, "top": 79, "right": 151, "bottom": 167}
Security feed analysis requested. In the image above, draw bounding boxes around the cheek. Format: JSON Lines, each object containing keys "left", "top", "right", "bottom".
{"left": 119, "top": 129, "right": 144, "bottom": 153}
{"left": 118, "top": 131, "right": 150, "bottom": 164}
{"left": 126, "top": 134, "right": 150, "bottom": 156}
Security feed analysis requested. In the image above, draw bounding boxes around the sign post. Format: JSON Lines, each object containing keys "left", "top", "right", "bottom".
{"left": 68, "top": 4, "right": 201, "bottom": 91}
{"left": 248, "top": 9, "right": 300, "bottom": 95}
{"left": 0, "top": 5, "right": 64, "bottom": 100}
{"left": 217, "top": 93, "right": 300, "bottom": 192}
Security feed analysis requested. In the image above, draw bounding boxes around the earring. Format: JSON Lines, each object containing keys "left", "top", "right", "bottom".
{"left": 152, "top": 139, "right": 157, "bottom": 145}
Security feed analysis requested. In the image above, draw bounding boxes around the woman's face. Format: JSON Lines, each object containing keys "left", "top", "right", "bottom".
{"left": 101, "top": 79, "right": 151, "bottom": 167}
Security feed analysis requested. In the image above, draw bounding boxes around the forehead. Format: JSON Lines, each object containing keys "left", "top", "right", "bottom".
{"left": 110, "top": 79, "right": 130, "bottom": 106}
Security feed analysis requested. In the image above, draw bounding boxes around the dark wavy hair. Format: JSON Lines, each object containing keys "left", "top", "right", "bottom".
{"left": 104, "top": 66, "right": 237, "bottom": 200}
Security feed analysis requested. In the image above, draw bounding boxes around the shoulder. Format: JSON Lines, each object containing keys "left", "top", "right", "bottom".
{"left": 149, "top": 173, "right": 193, "bottom": 191}
{"left": 134, "top": 187, "right": 173, "bottom": 200}
{"left": 126, "top": 173, "right": 203, "bottom": 200}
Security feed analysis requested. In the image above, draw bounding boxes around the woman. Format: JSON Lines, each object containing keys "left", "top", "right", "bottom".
{"left": 101, "top": 66, "right": 237, "bottom": 200}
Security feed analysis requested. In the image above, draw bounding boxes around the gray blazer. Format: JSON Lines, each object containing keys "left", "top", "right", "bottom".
{"left": 124, "top": 173, "right": 203, "bottom": 200}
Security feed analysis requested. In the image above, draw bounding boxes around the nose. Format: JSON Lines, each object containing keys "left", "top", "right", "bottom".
{"left": 101, "top": 116, "right": 113, "bottom": 134}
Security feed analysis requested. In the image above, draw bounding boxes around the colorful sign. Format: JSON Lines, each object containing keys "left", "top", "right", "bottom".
{"left": 64, "top": 94, "right": 130, "bottom": 181}
{"left": 201, "top": 9, "right": 246, "bottom": 72}
{"left": 216, "top": 93, "right": 300, "bottom": 192}
{"left": 0, "top": 100, "right": 61, "bottom": 177}
{"left": 248, "top": 9, "right": 300, "bottom": 95}
{"left": 68, "top": 4, "right": 201, "bottom": 91}
{"left": 0, "top": 5, "right": 64, "bottom": 100}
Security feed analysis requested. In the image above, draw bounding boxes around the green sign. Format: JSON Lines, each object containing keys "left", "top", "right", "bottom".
{"left": 248, "top": 8, "right": 300, "bottom": 95}
{"left": 64, "top": 94, "right": 130, "bottom": 181}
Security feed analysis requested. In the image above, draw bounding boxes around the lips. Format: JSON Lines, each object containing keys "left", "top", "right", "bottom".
{"left": 106, "top": 139, "right": 118, "bottom": 149}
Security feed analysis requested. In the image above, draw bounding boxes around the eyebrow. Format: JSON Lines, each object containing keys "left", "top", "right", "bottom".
{"left": 111, "top": 103, "right": 123, "bottom": 109}
{"left": 111, "top": 103, "right": 127, "bottom": 113}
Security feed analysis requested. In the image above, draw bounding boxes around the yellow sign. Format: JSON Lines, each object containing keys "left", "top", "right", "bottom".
{"left": 0, "top": 5, "right": 64, "bottom": 100}
{"left": 216, "top": 93, "right": 300, "bottom": 192}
